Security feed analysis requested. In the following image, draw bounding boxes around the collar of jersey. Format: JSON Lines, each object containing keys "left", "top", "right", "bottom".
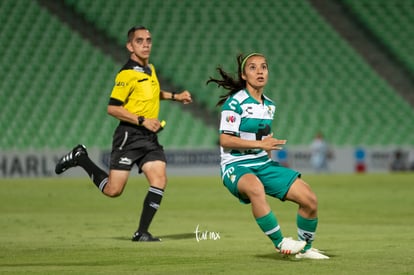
{"left": 128, "top": 59, "right": 152, "bottom": 76}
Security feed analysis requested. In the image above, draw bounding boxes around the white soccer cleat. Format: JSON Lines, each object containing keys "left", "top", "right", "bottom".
{"left": 276, "top": 237, "right": 307, "bottom": 255}
{"left": 295, "top": 248, "right": 330, "bottom": 259}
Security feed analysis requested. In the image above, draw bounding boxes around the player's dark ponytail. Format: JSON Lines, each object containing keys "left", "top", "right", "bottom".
{"left": 206, "top": 54, "right": 246, "bottom": 107}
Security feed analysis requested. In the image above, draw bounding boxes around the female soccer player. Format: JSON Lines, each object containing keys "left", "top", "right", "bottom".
{"left": 207, "top": 53, "right": 329, "bottom": 259}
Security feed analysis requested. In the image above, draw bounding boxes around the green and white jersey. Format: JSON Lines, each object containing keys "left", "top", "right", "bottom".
{"left": 219, "top": 89, "right": 276, "bottom": 167}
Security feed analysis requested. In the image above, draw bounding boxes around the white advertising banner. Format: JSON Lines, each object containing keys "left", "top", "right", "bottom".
{"left": 0, "top": 147, "right": 413, "bottom": 178}
{"left": 272, "top": 146, "right": 414, "bottom": 174}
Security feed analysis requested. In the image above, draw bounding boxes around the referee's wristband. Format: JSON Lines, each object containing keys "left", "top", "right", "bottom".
{"left": 171, "top": 93, "right": 176, "bottom": 101}
{"left": 138, "top": 116, "right": 145, "bottom": 126}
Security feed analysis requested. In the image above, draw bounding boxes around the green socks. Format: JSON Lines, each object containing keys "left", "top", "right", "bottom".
{"left": 256, "top": 212, "right": 319, "bottom": 250}
{"left": 297, "top": 214, "right": 318, "bottom": 251}
{"left": 255, "top": 211, "right": 283, "bottom": 247}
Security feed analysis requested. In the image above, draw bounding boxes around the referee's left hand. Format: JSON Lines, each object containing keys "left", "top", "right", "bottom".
{"left": 176, "top": 90, "right": 192, "bottom": 104}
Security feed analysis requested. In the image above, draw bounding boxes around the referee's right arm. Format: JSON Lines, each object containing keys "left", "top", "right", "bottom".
{"left": 107, "top": 98, "right": 140, "bottom": 126}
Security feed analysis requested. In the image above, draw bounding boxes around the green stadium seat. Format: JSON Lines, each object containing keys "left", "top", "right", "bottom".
{"left": 1, "top": 0, "right": 414, "bottom": 150}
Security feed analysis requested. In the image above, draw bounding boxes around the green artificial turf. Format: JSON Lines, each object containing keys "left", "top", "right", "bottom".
{"left": 0, "top": 173, "right": 413, "bottom": 274}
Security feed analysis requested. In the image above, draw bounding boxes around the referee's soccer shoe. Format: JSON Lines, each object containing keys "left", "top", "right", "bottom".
{"left": 132, "top": 231, "right": 161, "bottom": 242}
{"left": 55, "top": 144, "right": 87, "bottom": 174}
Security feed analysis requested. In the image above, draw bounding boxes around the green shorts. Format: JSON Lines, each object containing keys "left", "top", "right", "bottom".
{"left": 221, "top": 158, "right": 300, "bottom": 204}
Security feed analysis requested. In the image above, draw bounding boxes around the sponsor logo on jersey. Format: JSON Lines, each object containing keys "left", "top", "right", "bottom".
{"left": 226, "top": 115, "right": 236, "bottom": 123}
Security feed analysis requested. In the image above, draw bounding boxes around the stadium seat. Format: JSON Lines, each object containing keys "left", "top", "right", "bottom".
{"left": 1, "top": 0, "right": 413, "bottom": 151}
{"left": 344, "top": 0, "right": 414, "bottom": 73}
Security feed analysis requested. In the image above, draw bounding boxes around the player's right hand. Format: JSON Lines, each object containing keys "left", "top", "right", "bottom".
{"left": 261, "top": 134, "right": 287, "bottom": 151}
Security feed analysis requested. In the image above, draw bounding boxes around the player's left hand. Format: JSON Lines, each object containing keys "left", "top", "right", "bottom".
{"left": 176, "top": 90, "right": 192, "bottom": 104}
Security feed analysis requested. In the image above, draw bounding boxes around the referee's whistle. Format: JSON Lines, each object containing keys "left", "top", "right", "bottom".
{"left": 157, "top": 120, "right": 166, "bottom": 133}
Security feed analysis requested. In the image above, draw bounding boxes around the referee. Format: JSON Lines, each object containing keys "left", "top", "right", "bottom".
{"left": 55, "top": 25, "right": 192, "bottom": 241}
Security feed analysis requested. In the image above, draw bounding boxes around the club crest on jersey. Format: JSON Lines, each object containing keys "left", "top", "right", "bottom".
{"left": 267, "top": 106, "right": 275, "bottom": 117}
{"left": 226, "top": 115, "right": 236, "bottom": 123}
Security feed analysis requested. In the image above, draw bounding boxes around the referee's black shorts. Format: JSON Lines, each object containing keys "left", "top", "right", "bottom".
{"left": 110, "top": 122, "right": 166, "bottom": 173}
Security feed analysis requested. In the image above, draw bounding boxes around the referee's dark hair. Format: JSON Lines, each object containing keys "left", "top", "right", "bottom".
{"left": 127, "top": 25, "right": 148, "bottom": 41}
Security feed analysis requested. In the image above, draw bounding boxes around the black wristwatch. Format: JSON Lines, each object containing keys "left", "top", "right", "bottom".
{"left": 138, "top": 116, "right": 145, "bottom": 126}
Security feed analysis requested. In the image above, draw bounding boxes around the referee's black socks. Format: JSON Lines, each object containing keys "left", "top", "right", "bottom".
{"left": 137, "top": 186, "right": 164, "bottom": 234}
{"left": 75, "top": 155, "right": 164, "bottom": 234}
{"left": 76, "top": 155, "right": 109, "bottom": 192}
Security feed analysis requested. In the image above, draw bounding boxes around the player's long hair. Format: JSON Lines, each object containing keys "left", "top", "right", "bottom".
{"left": 206, "top": 54, "right": 246, "bottom": 107}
